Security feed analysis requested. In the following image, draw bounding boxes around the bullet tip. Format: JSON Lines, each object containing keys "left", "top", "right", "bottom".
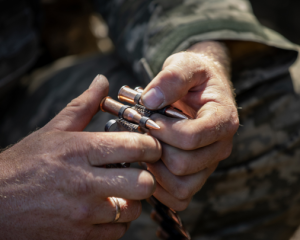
{"left": 146, "top": 119, "right": 160, "bottom": 130}
{"left": 165, "top": 108, "right": 192, "bottom": 119}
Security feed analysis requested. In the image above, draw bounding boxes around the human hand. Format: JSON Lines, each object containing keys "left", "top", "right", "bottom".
{"left": 0, "top": 75, "right": 161, "bottom": 240}
{"left": 141, "top": 41, "right": 239, "bottom": 211}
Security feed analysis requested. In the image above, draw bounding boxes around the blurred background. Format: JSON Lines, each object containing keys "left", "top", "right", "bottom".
{"left": 2, "top": 0, "right": 300, "bottom": 98}
{"left": 36, "top": 0, "right": 300, "bottom": 64}
{"left": 1, "top": 0, "right": 300, "bottom": 143}
{"left": 12, "top": 0, "right": 300, "bottom": 73}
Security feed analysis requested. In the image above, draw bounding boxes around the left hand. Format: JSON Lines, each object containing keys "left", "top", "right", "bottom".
{"left": 141, "top": 41, "right": 239, "bottom": 211}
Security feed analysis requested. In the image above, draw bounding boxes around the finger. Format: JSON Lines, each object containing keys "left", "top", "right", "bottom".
{"left": 149, "top": 103, "right": 238, "bottom": 150}
{"left": 44, "top": 74, "right": 109, "bottom": 132}
{"left": 151, "top": 164, "right": 217, "bottom": 211}
{"left": 88, "top": 223, "right": 129, "bottom": 240}
{"left": 153, "top": 183, "right": 191, "bottom": 211}
{"left": 90, "top": 168, "right": 156, "bottom": 200}
{"left": 161, "top": 140, "right": 232, "bottom": 175}
{"left": 147, "top": 161, "right": 217, "bottom": 203}
{"left": 79, "top": 132, "right": 161, "bottom": 165}
{"left": 141, "top": 52, "right": 207, "bottom": 110}
{"left": 89, "top": 198, "right": 141, "bottom": 224}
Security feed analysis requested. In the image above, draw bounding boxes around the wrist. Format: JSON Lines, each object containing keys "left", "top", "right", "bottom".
{"left": 187, "top": 41, "right": 231, "bottom": 79}
{"left": 187, "top": 41, "right": 236, "bottom": 103}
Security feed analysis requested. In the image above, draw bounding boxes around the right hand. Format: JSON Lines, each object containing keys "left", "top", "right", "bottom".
{"left": 0, "top": 75, "right": 162, "bottom": 240}
{"left": 141, "top": 41, "right": 238, "bottom": 211}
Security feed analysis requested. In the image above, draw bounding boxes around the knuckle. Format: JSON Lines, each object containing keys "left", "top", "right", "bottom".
{"left": 73, "top": 172, "right": 94, "bottom": 196}
{"left": 67, "top": 98, "right": 85, "bottom": 113}
{"left": 67, "top": 97, "right": 81, "bottom": 107}
{"left": 67, "top": 95, "right": 93, "bottom": 117}
{"left": 140, "top": 182, "right": 154, "bottom": 198}
{"left": 163, "top": 54, "right": 176, "bottom": 68}
{"left": 165, "top": 66, "right": 186, "bottom": 84}
{"left": 173, "top": 200, "right": 190, "bottom": 211}
{"left": 180, "top": 131, "right": 200, "bottom": 150}
{"left": 127, "top": 134, "right": 147, "bottom": 160}
{"left": 168, "top": 156, "right": 188, "bottom": 176}
{"left": 163, "top": 52, "right": 187, "bottom": 68}
{"left": 220, "top": 142, "right": 233, "bottom": 160}
{"left": 232, "top": 112, "right": 240, "bottom": 132}
{"left": 138, "top": 171, "right": 155, "bottom": 197}
{"left": 174, "top": 182, "right": 191, "bottom": 201}
{"left": 226, "top": 108, "right": 240, "bottom": 135}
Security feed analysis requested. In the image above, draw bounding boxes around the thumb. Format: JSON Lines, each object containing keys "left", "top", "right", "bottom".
{"left": 44, "top": 74, "right": 109, "bottom": 131}
{"left": 141, "top": 52, "right": 205, "bottom": 110}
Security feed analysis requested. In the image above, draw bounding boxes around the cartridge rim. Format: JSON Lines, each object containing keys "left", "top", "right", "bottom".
{"left": 117, "top": 85, "right": 129, "bottom": 101}
{"left": 100, "top": 96, "right": 112, "bottom": 112}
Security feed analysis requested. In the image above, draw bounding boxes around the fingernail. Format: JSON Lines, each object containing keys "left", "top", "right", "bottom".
{"left": 89, "top": 74, "right": 100, "bottom": 89}
{"left": 141, "top": 87, "right": 164, "bottom": 109}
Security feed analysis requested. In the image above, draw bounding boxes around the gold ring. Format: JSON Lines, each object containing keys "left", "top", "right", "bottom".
{"left": 110, "top": 197, "right": 121, "bottom": 222}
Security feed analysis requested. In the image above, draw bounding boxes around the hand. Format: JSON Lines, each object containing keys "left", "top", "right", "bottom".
{"left": 0, "top": 75, "right": 162, "bottom": 240}
{"left": 141, "top": 41, "right": 239, "bottom": 211}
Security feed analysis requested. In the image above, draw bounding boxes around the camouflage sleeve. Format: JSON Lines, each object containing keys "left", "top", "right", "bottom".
{"left": 93, "top": 0, "right": 298, "bottom": 80}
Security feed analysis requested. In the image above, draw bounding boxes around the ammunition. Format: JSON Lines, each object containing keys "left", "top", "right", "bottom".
{"left": 134, "top": 86, "right": 144, "bottom": 93}
{"left": 118, "top": 86, "right": 192, "bottom": 119}
{"left": 104, "top": 119, "right": 145, "bottom": 133}
{"left": 118, "top": 85, "right": 142, "bottom": 105}
{"left": 160, "top": 106, "right": 191, "bottom": 120}
{"left": 100, "top": 97, "right": 160, "bottom": 130}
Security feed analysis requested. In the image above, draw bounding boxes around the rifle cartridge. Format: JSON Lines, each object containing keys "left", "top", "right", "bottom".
{"left": 118, "top": 86, "right": 192, "bottom": 119}
{"left": 100, "top": 97, "right": 160, "bottom": 130}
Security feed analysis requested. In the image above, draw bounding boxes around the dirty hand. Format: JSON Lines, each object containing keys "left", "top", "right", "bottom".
{"left": 141, "top": 41, "right": 239, "bottom": 211}
{"left": 0, "top": 75, "right": 161, "bottom": 240}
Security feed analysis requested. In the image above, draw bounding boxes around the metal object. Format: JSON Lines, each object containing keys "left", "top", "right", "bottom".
{"left": 118, "top": 85, "right": 142, "bottom": 105}
{"left": 159, "top": 106, "right": 191, "bottom": 119}
{"left": 133, "top": 104, "right": 153, "bottom": 117}
{"left": 104, "top": 119, "right": 191, "bottom": 239}
{"left": 101, "top": 84, "right": 191, "bottom": 240}
{"left": 100, "top": 96, "right": 160, "bottom": 130}
{"left": 118, "top": 86, "right": 192, "bottom": 119}
{"left": 105, "top": 119, "right": 118, "bottom": 132}
{"left": 110, "top": 197, "right": 121, "bottom": 222}
{"left": 134, "top": 86, "right": 144, "bottom": 93}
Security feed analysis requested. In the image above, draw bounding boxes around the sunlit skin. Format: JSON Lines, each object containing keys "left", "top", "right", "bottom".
{"left": 142, "top": 41, "right": 239, "bottom": 211}
{"left": 0, "top": 41, "right": 239, "bottom": 239}
{"left": 0, "top": 75, "right": 161, "bottom": 240}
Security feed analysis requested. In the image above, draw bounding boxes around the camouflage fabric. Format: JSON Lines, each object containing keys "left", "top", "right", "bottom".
{"left": 1, "top": 0, "right": 300, "bottom": 240}
{"left": 93, "top": 0, "right": 298, "bottom": 81}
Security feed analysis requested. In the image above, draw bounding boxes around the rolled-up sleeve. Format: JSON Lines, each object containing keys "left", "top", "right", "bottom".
{"left": 93, "top": 0, "right": 298, "bottom": 77}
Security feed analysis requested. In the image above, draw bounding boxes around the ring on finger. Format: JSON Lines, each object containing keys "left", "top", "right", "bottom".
{"left": 110, "top": 197, "right": 121, "bottom": 222}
